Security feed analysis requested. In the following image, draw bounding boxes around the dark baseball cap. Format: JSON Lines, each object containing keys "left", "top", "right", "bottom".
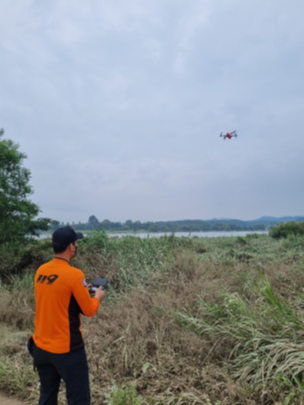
{"left": 52, "top": 226, "right": 84, "bottom": 247}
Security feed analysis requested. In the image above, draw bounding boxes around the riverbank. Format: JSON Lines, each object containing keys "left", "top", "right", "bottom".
{"left": 1, "top": 232, "right": 304, "bottom": 404}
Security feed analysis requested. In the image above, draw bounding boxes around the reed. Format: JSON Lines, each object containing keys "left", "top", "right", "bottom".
{"left": 0, "top": 232, "right": 304, "bottom": 404}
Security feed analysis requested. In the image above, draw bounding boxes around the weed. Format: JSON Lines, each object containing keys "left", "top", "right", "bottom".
{"left": 104, "top": 384, "right": 142, "bottom": 405}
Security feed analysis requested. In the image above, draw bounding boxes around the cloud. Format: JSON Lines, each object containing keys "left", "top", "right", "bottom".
{"left": 1, "top": 0, "right": 303, "bottom": 222}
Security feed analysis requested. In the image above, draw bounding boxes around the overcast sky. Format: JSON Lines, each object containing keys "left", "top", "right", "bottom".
{"left": 1, "top": 0, "right": 303, "bottom": 223}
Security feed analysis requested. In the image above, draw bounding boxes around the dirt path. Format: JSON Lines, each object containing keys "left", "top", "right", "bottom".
{"left": 0, "top": 393, "right": 26, "bottom": 405}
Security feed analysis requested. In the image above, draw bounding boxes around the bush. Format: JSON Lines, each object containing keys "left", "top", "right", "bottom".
{"left": 269, "top": 221, "right": 304, "bottom": 239}
{"left": 0, "top": 238, "right": 53, "bottom": 278}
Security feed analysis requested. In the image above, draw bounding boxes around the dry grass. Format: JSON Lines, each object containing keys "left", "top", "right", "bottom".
{"left": 0, "top": 234, "right": 304, "bottom": 404}
{"left": 0, "top": 393, "right": 26, "bottom": 405}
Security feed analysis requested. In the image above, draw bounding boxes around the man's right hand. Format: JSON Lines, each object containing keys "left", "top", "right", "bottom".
{"left": 95, "top": 287, "right": 106, "bottom": 302}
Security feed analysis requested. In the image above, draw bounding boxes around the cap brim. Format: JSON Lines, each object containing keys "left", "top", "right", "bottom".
{"left": 76, "top": 232, "right": 84, "bottom": 240}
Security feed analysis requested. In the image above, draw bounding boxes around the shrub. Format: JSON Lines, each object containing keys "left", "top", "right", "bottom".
{"left": 269, "top": 221, "right": 304, "bottom": 239}
{"left": 104, "top": 384, "right": 142, "bottom": 405}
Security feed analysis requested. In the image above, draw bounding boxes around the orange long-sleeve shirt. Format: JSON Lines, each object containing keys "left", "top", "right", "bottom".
{"left": 33, "top": 258, "right": 99, "bottom": 354}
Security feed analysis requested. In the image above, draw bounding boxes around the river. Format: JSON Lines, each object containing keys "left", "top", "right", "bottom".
{"left": 39, "top": 230, "right": 268, "bottom": 239}
{"left": 108, "top": 231, "right": 268, "bottom": 238}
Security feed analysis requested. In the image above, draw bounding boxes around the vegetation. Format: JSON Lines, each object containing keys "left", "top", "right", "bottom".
{"left": 104, "top": 384, "right": 142, "bottom": 405}
{"left": 52, "top": 216, "right": 268, "bottom": 233}
{"left": 0, "top": 129, "right": 57, "bottom": 247}
{"left": 269, "top": 221, "right": 304, "bottom": 239}
{"left": 52, "top": 217, "right": 304, "bottom": 235}
{"left": 1, "top": 231, "right": 304, "bottom": 404}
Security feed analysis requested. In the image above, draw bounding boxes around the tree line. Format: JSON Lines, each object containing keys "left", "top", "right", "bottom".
{"left": 50, "top": 215, "right": 266, "bottom": 233}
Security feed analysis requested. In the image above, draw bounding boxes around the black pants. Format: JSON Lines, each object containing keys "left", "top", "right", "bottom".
{"left": 33, "top": 345, "right": 90, "bottom": 405}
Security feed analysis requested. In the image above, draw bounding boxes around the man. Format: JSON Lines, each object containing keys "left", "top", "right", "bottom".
{"left": 31, "top": 226, "right": 105, "bottom": 405}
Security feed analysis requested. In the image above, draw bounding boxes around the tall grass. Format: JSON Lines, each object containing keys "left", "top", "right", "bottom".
{"left": 175, "top": 276, "right": 304, "bottom": 398}
{"left": 78, "top": 231, "right": 191, "bottom": 291}
{"left": 0, "top": 356, "right": 36, "bottom": 399}
{"left": 1, "top": 232, "right": 304, "bottom": 404}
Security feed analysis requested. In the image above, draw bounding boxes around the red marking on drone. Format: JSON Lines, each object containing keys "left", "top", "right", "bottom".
{"left": 220, "top": 130, "right": 237, "bottom": 140}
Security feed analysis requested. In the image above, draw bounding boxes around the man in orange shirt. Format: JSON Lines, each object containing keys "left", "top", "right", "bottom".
{"left": 31, "top": 226, "right": 105, "bottom": 405}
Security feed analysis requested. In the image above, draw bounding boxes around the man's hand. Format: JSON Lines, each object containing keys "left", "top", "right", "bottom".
{"left": 94, "top": 286, "right": 106, "bottom": 302}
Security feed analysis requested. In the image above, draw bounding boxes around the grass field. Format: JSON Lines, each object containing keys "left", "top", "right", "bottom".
{"left": 1, "top": 231, "right": 304, "bottom": 404}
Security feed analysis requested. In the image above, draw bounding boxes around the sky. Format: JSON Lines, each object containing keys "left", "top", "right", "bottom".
{"left": 1, "top": 0, "right": 303, "bottom": 223}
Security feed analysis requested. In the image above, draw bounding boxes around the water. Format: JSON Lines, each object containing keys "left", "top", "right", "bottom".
{"left": 107, "top": 231, "right": 268, "bottom": 238}
{"left": 39, "top": 230, "right": 268, "bottom": 239}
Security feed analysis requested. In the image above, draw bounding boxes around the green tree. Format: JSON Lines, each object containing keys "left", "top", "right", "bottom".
{"left": 88, "top": 215, "right": 100, "bottom": 229}
{"left": 0, "top": 129, "right": 56, "bottom": 245}
{"left": 269, "top": 221, "right": 304, "bottom": 239}
{"left": 148, "top": 224, "right": 159, "bottom": 233}
{"left": 101, "top": 219, "right": 112, "bottom": 230}
{"left": 125, "top": 219, "right": 133, "bottom": 230}
{"left": 133, "top": 220, "right": 142, "bottom": 233}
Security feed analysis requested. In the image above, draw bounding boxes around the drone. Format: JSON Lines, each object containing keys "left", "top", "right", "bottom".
{"left": 220, "top": 130, "right": 237, "bottom": 140}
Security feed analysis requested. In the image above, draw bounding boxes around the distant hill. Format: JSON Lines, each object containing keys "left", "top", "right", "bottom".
{"left": 203, "top": 216, "right": 304, "bottom": 228}
{"left": 148, "top": 216, "right": 304, "bottom": 231}
{"left": 255, "top": 216, "right": 304, "bottom": 224}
